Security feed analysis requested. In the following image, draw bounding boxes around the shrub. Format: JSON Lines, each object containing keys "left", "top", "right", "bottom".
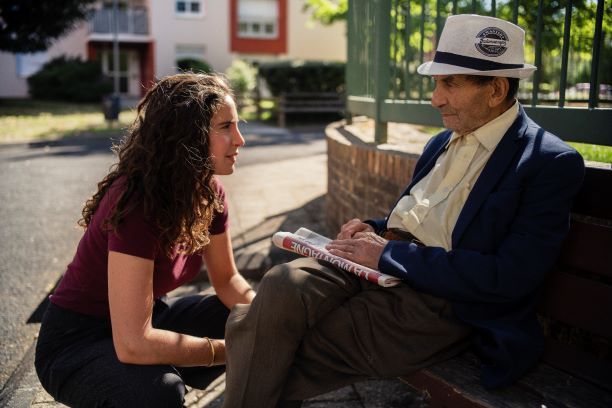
{"left": 27, "top": 56, "right": 112, "bottom": 102}
{"left": 257, "top": 60, "right": 345, "bottom": 96}
{"left": 176, "top": 57, "right": 212, "bottom": 74}
{"left": 225, "top": 59, "right": 256, "bottom": 97}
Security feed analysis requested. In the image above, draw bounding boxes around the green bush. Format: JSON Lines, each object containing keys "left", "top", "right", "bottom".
{"left": 257, "top": 60, "right": 345, "bottom": 96}
{"left": 225, "top": 59, "right": 257, "bottom": 97}
{"left": 27, "top": 56, "right": 112, "bottom": 102}
{"left": 177, "top": 58, "right": 212, "bottom": 74}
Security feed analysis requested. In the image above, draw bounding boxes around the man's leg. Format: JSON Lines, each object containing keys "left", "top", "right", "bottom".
{"left": 223, "top": 258, "right": 363, "bottom": 408}
{"left": 281, "top": 281, "right": 472, "bottom": 400}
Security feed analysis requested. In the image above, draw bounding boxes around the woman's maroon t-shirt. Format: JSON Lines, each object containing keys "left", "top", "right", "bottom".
{"left": 50, "top": 177, "right": 229, "bottom": 319}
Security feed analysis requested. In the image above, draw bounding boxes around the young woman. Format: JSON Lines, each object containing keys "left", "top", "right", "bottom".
{"left": 34, "top": 73, "right": 255, "bottom": 407}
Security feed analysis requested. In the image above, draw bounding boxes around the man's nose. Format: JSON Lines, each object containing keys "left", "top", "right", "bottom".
{"left": 431, "top": 84, "right": 445, "bottom": 108}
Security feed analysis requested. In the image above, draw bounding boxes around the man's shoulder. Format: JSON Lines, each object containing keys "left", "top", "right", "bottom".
{"left": 521, "top": 116, "right": 581, "bottom": 158}
{"left": 517, "top": 115, "right": 585, "bottom": 178}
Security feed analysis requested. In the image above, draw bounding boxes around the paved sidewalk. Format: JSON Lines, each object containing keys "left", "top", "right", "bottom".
{"left": 8, "top": 122, "right": 422, "bottom": 407}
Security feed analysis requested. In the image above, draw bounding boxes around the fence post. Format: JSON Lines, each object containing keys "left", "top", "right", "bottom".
{"left": 374, "top": 0, "right": 391, "bottom": 144}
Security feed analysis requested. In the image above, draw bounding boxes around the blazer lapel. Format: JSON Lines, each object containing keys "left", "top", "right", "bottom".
{"left": 451, "top": 107, "right": 530, "bottom": 247}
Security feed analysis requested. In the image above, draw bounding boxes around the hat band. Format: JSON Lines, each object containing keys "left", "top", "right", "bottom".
{"left": 433, "top": 51, "right": 524, "bottom": 71}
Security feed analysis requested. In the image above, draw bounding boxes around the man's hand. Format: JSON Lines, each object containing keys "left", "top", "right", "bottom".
{"left": 326, "top": 231, "right": 388, "bottom": 270}
{"left": 336, "top": 218, "right": 375, "bottom": 239}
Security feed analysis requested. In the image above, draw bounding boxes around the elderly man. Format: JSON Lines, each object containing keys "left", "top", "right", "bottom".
{"left": 223, "top": 14, "right": 585, "bottom": 407}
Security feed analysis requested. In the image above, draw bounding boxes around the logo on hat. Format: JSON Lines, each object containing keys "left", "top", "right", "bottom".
{"left": 475, "top": 27, "right": 508, "bottom": 57}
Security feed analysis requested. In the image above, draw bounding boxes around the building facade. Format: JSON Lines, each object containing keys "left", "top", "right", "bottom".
{"left": 0, "top": 0, "right": 346, "bottom": 100}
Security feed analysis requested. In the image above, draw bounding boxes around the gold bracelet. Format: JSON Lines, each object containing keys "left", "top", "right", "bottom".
{"left": 204, "top": 337, "right": 215, "bottom": 367}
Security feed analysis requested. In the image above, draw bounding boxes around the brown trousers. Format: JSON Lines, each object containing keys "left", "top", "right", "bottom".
{"left": 223, "top": 258, "right": 471, "bottom": 408}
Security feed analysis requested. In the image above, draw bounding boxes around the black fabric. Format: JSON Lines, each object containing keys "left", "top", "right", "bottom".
{"left": 35, "top": 296, "right": 229, "bottom": 408}
{"left": 433, "top": 51, "right": 524, "bottom": 71}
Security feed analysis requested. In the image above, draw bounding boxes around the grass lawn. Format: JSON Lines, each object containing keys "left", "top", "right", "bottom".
{"left": 0, "top": 99, "right": 136, "bottom": 144}
{"left": 568, "top": 142, "right": 612, "bottom": 165}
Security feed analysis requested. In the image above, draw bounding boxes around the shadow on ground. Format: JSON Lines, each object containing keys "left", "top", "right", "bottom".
{"left": 229, "top": 194, "right": 329, "bottom": 280}
{"left": 6, "top": 133, "right": 120, "bottom": 162}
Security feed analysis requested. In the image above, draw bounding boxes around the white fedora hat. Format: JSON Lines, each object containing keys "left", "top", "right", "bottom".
{"left": 417, "top": 14, "right": 536, "bottom": 79}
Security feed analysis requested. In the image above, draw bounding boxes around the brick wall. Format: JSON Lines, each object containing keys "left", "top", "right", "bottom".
{"left": 326, "top": 124, "right": 421, "bottom": 234}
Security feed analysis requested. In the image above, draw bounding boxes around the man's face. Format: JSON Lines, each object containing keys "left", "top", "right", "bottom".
{"left": 431, "top": 75, "right": 495, "bottom": 135}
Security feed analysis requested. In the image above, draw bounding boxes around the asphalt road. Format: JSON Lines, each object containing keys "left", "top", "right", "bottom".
{"left": 0, "top": 123, "right": 326, "bottom": 401}
{"left": 0, "top": 135, "right": 117, "bottom": 393}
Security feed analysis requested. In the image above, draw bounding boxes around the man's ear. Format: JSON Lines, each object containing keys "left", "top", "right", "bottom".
{"left": 488, "top": 77, "right": 510, "bottom": 108}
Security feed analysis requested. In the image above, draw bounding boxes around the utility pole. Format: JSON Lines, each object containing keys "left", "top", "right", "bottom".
{"left": 110, "top": 0, "right": 121, "bottom": 120}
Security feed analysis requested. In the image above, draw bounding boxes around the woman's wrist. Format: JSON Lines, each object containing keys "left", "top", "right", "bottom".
{"left": 203, "top": 338, "right": 226, "bottom": 366}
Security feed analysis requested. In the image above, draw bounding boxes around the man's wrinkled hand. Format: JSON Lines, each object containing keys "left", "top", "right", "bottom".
{"left": 326, "top": 232, "right": 388, "bottom": 270}
{"left": 336, "top": 218, "right": 375, "bottom": 240}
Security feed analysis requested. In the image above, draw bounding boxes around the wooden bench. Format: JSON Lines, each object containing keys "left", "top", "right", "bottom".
{"left": 277, "top": 92, "right": 345, "bottom": 128}
{"left": 400, "top": 165, "right": 612, "bottom": 407}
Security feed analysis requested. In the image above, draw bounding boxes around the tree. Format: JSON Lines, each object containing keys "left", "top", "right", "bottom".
{"left": 303, "top": 0, "right": 347, "bottom": 25}
{"left": 0, "top": 0, "right": 97, "bottom": 53}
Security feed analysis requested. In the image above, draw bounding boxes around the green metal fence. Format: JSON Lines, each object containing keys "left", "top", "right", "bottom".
{"left": 346, "top": 0, "right": 612, "bottom": 146}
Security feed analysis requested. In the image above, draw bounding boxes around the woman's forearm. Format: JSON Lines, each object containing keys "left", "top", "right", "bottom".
{"left": 215, "top": 273, "right": 255, "bottom": 308}
{"left": 113, "top": 327, "right": 225, "bottom": 367}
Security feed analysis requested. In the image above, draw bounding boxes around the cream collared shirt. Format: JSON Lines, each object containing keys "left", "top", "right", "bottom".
{"left": 387, "top": 102, "right": 519, "bottom": 250}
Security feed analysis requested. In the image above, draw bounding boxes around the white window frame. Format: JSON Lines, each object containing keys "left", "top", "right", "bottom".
{"left": 237, "top": 0, "right": 278, "bottom": 39}
{"left": 175, "top": 0, "right": 204, "bottom": 18}
{"left": 237, "top": 18, "right": 277, "bottom": 39}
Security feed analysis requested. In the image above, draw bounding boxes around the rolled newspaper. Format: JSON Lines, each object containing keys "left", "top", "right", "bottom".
{"left": 272, "top": 227, "right": 401, "bottom": 287}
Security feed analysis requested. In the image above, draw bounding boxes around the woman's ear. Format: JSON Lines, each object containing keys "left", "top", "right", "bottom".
{"left": 488, "top": 77, "right": 510, "bottom": 108}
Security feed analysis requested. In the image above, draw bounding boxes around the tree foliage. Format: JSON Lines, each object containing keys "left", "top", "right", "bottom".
{"left": 344, "top": 0, "right": 610, "bottom": 98}
{"left": 303, "top": 0, "right": 348, "bottom": 25}
{"left": 0, "top": 0, "right": 97, "bottom": 53}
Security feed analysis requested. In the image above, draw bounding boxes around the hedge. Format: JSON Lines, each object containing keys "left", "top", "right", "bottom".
{"left": 27, "top": 56, "right": 112, "bottom": 102}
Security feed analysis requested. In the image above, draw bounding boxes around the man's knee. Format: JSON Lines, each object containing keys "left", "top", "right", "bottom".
{"left": 258, "top": 261, "right": 309, "bottom": 300}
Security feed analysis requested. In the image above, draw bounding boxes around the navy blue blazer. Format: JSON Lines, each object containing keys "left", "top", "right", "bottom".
{"left": 369, "top": 106, "right": 585, "bottom": 389}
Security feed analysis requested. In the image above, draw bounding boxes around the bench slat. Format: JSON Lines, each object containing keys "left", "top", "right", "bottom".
{"left": 401, "top": 352, "right": 612, "bottom": 408}
{"left": 542, "top": 338, "right": 612, "bottom": 392}
{"left": 557, "top": 220, "right": 612, "bottom": 278}
{"left": 539, "top": 271, "right": 612, "bottom": 338}
{"left": 572, "top": 167, "right": 612, "bottom": 219}
{"left": 277, "top": 92, "right": 345, "bottom": 127}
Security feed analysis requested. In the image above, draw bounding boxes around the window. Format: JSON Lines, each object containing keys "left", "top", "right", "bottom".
{"left": 176, "top": 0, "right": 203, "bottom": 17}
{"left": 238, "top": 0, "right": 278, "bottom": 39}
{"left": 15, "top": 52, "right": 49, "bottom": 78}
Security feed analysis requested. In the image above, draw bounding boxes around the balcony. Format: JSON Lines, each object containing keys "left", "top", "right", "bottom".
{"left": 89, "top": 7, "right": 149, "bottom": 36}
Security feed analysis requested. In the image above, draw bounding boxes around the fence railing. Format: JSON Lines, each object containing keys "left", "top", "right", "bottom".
{"left": 346, "top": 0, "right": 612, "bottom": 146}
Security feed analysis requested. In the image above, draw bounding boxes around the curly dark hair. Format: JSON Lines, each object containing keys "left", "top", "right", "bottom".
{"left": 79, "top": 73, "right": 234, "bottom": 256}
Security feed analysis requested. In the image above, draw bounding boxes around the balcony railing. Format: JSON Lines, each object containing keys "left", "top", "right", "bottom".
{"left": 89, "top": 7, "right": 149, "bottom": 35}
